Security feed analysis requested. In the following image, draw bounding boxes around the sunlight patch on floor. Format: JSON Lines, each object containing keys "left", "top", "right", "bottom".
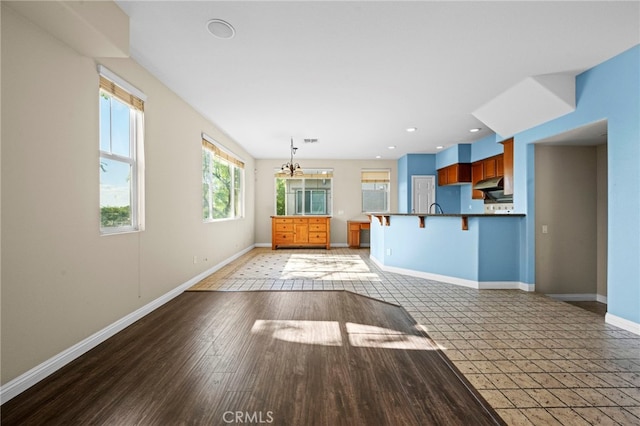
{"left": 251, "top": 319, "right": 442, "bottom": 350}
{"left": 281, "top": 254, "right": 381, "bottom": 281}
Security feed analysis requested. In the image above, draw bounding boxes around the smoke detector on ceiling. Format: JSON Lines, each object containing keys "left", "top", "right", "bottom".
{"left": 206, "top": 19, "right": 236, "bottom": 39}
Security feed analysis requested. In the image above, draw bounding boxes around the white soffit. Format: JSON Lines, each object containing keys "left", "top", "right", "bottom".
{"left": 6, "top": 0, "right": 129, "bottom": 58}
{"left": 472, "top": 73, "right": 576, "bottom": 138}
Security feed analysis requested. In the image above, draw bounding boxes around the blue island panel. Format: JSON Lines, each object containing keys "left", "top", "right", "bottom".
{"left": 370, "top": 214, "right": 526, "bottom": 289}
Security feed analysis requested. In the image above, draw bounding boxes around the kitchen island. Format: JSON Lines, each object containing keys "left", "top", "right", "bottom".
{"left": 368, "top": 213, "right": 531, "bottom": 291}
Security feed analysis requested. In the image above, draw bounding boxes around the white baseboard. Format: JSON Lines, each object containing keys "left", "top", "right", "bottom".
{"left": 545, "top": 294, "right": 609, "bottom": 304}
{"left": 0, "top": 244, "right": 256, "bottom": 404}
{"left": 606, "top": 313, "right": 640, "bottom": 336}
{"left": 479, "top": 281, "right": 535, "bottom": 292}
{"left": 370, "top": 255, "right": 534, "bottom": 292}
{"left": 547, "top": 293, "right": 598, "bottom": 302}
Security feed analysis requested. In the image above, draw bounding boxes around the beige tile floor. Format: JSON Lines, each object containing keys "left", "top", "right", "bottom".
{"left": 191, "top": 248, "right": 640, "bottom": 425}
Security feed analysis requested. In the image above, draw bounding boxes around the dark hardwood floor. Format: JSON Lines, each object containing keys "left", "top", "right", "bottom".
{"left": 2, "top": 291, "right": 504, "bottom": 425}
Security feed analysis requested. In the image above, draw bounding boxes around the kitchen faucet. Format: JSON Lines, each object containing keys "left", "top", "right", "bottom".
{"left": 429, "top": 203, "right": 444, "bottom": 214}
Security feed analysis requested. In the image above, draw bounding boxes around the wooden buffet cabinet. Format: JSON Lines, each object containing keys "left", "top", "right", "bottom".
{"left": 271, "top": 216, "right": 331, "bottom": 250}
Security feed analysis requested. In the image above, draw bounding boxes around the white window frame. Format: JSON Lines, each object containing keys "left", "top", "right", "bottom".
{"left": 361, "top": 169, "right": 390, "bottom": 213}
{"left": 98, "top": 65, "right": 146, "bottom": 235}
{"left": 202, "top": 133, "right": 245, "bottom": 222}
{"left": 274, "top": 169, "right": 333, "bottom": 216}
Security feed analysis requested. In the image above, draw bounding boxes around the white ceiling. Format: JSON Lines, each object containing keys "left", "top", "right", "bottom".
{"left": 116, "top": 1, "right": 639, "bottom": 160}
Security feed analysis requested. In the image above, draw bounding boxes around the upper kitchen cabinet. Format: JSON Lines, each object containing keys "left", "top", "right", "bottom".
{"left": 470, "top": 137, "right": 513, "bottom": 199}
{"left": 437, "top": 163, "right": 472, "bottom": 186}
{"left": 500, "top": 138, "right": 514, "bottom": 195}
{"left": 471, "top": 154, "right": 504, "bottom": 199}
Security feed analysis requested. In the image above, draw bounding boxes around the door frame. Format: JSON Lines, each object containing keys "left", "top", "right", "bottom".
{"left": 411, "top": 175, "right": 436, "bottom": 214}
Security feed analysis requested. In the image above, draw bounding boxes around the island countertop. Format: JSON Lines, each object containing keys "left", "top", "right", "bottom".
{"left": 366, "top": 212, "right": 524, "bottom": 230}
{"left": 366, "top": 212, "right": 525, "bottom": 217}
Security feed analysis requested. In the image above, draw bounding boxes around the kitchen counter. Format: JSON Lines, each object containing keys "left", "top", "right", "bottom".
{"left": 369, "top": 213, "right": 530, "bottom": 291}
{"left": 367, "top": 212, "right": 525, "bottom": 230}
{"left": 368, "top": 212, "right": 525, "bottom": 217}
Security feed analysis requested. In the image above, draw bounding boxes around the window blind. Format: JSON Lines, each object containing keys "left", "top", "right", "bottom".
{"left": 361, "top": 170, "right": 390, "bottom": 183}
{"left": 202, "top": 139, "right": 245, "bottom": 169}
{"left": 99, "top": 75, "right": 145, "bottom": 112}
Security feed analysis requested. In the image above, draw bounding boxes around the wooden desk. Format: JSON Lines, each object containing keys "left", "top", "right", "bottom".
{"left": 347, "top": 220, "right": 371, "bottom": 248}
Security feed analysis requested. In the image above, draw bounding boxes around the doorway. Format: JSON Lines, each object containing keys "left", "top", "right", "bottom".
{"left": 411, "top": 175, "right": 436, "bottom": 214}
{"left": 533, "top": 120, "right": 608, "bottom": 309}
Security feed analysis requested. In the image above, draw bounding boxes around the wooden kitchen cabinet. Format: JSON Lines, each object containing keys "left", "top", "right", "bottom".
{"left": 471, "top": 154, "right": 504, "bottom": 199}
{"left": 501, "top": 138, "right": 514, "bottom": 195}
{"left": 437, "top": 163, "right": 471, "bottom": 186}
{"left": 271, "top": 216, "right": 331, "bottom": 249}
{"left": 483, "top": 156, "right": 497, "bottom": 178}
{"left": 496, "top": 155, "right": 504, "bottom": 177}
{"left": 437, "top": 168, "right": 448, "bottom": 185}
{"left": 471, "top": 162, "right": 484, "bottom": 199}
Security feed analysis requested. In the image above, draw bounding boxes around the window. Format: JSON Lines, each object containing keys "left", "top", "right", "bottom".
{"left": 202, "top": 135, "right": 244, "bottom": 221}
{"left": 361, "top": 169, "right": 390, "bottom": 213}
{"left": 275, "top": 170, "right": 333, "bottom": 216}
{"left": 296, "top": 189, "right": 327, "bottom": 215}
{"left": 99, "top": 66, "right": 145, "bottom": 234}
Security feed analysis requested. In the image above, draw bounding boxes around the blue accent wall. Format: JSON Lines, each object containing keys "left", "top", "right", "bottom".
{"left": 395, "top": 44, "right": 640, "bottom": 326}
{"left": 436, "top": 144, "right": 472, "bottom": 169}
{"left": 397, "top": 154, "right": 436, "bottom": 213}
{"left": 512, "top": 45, "right": 640, "bottom": 324}
{"left": 470, "top": 134, "right": 503, "bottom": 162}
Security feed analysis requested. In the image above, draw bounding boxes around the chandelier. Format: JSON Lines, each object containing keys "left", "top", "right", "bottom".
{"left": 280, "top": 138, "right": 303, "bottom": 176}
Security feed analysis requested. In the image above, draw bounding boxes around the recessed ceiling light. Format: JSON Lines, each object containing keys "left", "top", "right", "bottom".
{"left": 375, "top": 155, "right": 381, "bottom": 159}
{"left": 388, "top": 146, "right": 396, "bottom": 150}
{"left": 436, "top": 146, "right": 444, "bottom": 150}
{"left": 406, "top": 127, "right": 417, "bottom": 132}
{"left": 206, "top": 19, "right": 236, "bottom": 39}
{"left": 469, "top": 127, "right": 481, "bottom": 133}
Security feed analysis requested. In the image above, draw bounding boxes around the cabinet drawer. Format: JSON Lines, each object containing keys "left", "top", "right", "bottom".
{"left": 293, "top": 218, "right": 308, "bottom": 224}
{"left": 274, "top": 233, "right": 293, "bottom": 244}
{"left": 308, "top": 233, "right": 327, "bottom": 243}
{"left": 309, "top": 224, "right": 326, "bottom": 232}
{"left": 308, "top": 217, "right": 327, "bottom": 224}
{"left": 274, "top": 218, "right": 293, "bottom": 224}
{"left": 276, "top": 224, "right": 294, "bottom": 232}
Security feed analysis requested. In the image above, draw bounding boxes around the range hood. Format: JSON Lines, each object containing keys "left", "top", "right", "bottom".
{"left": 474, "top": 176, "right": 504, "bottom": 191}
{"left": 473, "top": 176, "right": 513, "bottom": 205}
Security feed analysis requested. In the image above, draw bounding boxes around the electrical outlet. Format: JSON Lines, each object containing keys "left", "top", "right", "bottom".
{"left": 386, "top": 248, "right": 392, "bottom": 256}
{"left": 193, "top": 255, "right": 198, "bottom": 264}
{"left": 542, "top": 225, "right": 548, "bottom": 234}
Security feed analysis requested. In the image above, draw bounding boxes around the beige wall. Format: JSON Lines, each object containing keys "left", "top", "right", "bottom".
{"left": 1, "top": 5, "right": 255, "bottom": 384}
{"left": 535, "top": 144, "right": 606, "bottom": 296}
{"left": 254, "top": 159, "right": 397, "bottom": 246}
